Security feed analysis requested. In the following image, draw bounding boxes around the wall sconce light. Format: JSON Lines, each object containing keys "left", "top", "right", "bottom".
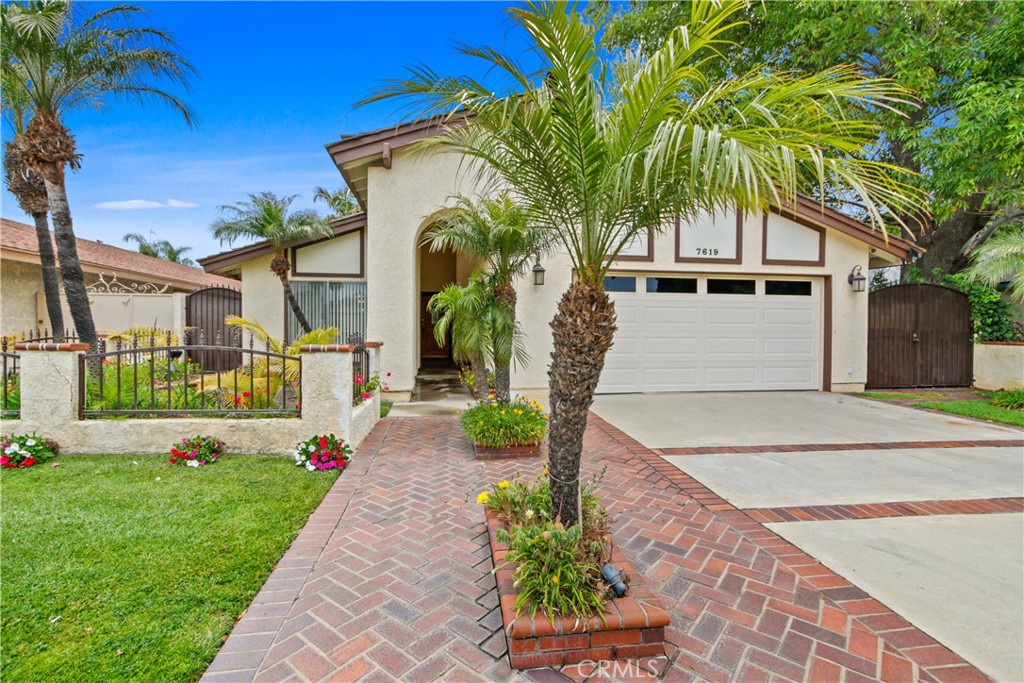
{"left": 848, "top": 265, "right": 866, "bottom": 293}
{"left": 532, "top": 254, "right": 545, "bottom": 286}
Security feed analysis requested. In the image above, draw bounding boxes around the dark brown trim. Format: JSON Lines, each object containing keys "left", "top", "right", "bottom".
{"left": 761, "top": 212, "right": 826, "bottom": 266}
{"left": 772, "top": 197, "right": 917, "bottom": 261}
{"left": 823, "top": 275, "right": 832, "bottom": 392}
{"left": 200, "top": 213, "right": 366, "bottom": 273}
{"left": 675, "top": 211, "right": 743, "bottom": 264}
{"left": 611, "top": 227, "right": 655, "bottom": 262}
{"left": 290, "top": 228, "right": 365, "bottom": 278}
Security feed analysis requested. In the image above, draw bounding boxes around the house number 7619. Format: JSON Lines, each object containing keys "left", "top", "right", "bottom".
{"left": 694, "top": 248, "right": 719, "bottom": 256}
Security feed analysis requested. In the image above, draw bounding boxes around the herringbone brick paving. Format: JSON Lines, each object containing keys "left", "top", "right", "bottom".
{"left": 203, "top": 416, "right": 992, "bottom": 682}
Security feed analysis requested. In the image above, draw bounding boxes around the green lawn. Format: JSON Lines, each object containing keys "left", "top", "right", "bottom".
{"left": 917, "top": 401, "right": 1024, "bottom": 427}
{"left": 1, "top": 455, "right": 338, "bottom": 683}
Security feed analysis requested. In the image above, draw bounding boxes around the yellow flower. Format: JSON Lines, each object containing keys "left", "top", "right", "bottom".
{"left": 551, "top": 575, "right": 559, "bottom": 585}
{"left": 498, "top": 480, "right": 510, "bottom": 490}
{"left": 476, "top": 491, "right": 489, "bottom": 505}
{"left": 500, "top": 410, "right": 506, "bottom": 415}
{"left": 514, "top": 409, "right": 522, "bottom": 415}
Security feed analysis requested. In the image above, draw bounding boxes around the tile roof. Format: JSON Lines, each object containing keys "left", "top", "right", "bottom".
{"left": 1, "top": 218, "right": 239, "bottom": 290}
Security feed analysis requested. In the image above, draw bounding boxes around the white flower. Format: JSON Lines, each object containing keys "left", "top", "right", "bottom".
{"left": 307, "top": 443, "right": 316, "bottom": 452}
{"left": 4, "top": 445, "right": 16, "bottom": 455}
{"left": 525, "top": 509, "right": 535, "bottom": 520}
{"left": 305, "top": 463, "right": 316, "bottom": 472}
{"left": 25, "top": 439, "right": 36, "bottom": 446}
{"left": 187, "top": 460, "right": 200, "bottom": 468}
{"left": 155, "top": 477, "right": 161, "bottom": 481}
{"left": 293, "top": 451, "right": 302, "bottom": 461}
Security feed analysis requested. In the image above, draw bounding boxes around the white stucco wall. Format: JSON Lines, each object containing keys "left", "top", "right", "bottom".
{"left": 240, "top": 255, "right": 286, "bottom": 342}
{"left": 361, "top": 145, "right": 878, "bottom": 395}
{"left": 974, "top": 343, "right": 1024, "bottom": 390}
{"left": 1, "top": 259, "right": 44, "bottom": 333}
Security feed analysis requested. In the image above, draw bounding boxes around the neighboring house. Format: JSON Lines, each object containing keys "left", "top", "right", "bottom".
{"left": 1, "top": 217, "right": 238, "bottom": 335}
{"left": 200, "top": 119, "right": 919, "bottom": 398}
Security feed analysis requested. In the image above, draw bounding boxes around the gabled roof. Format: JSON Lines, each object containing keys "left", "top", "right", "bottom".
{"left": 0, "top": 218, "right": 239, "bottom": 290}
{"left": 324, "top": 118, "right": 920, "bottom": 262}
{"left": 198, "top": 212, "right": 367, "bottom": 273}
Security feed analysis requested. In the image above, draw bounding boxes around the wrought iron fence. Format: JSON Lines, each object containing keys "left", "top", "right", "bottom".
{"left": 77, "top": 330, "right": 301, "bottom": 419}
{"left": 1, "top": 339, "right": 19, "bottom": 418}
{"left": 350, "top": 334, "right": 371, "bottom": 402}
{"left": 7, "top": 328, "right": 80, "bottom": 344}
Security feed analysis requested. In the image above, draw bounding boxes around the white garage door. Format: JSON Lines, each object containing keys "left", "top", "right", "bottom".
{"left": 598, "top": 275, "right": 822, "bottom": 393}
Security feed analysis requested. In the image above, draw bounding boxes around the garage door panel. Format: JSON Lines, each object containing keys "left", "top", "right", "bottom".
{"left": 598, "top": 276, "right": 822, "bottom": 393}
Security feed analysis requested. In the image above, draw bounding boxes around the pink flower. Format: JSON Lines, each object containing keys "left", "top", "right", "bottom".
{"left": 356, "top": 375, "right": 364, "bottom": 385}
{"left": 362, "top": 392, "right": 371, "bottom": 400}
{"left": 383, "top": 385, "right": 390, "bottom": 391}
{"left": 386, "top": 372, "right": 391, "bottom": 377}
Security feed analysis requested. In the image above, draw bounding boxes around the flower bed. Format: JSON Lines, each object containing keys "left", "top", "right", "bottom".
{"left": 462, "top": 395, "right": 547, "bottom": 459}
{"left": 480, "top": 475, "right": 669, "bottom": 668}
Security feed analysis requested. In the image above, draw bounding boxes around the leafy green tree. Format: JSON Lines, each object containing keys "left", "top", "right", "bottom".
{"left": 424, "top": 193, "right": 545, "bottom": 402}
{"left": 597, "top": 0, "right": 1024, "bottom": 275}
{"left": 2, "top": 1, "right": 195, "bottom": 347}
{"left": 312, "top": 186, "right": 360, "bottom": 219}
{"left": 365, "top": 1, "right": 924, "bottom": 525}
{"left": 964, "top": 225, "right": 1024, "bottom": 304}
{"left": 210, "top": 192, "right": 334, "bottom": 334}
{"left": 123, "top": 233, "right": 197, "bottom": 266}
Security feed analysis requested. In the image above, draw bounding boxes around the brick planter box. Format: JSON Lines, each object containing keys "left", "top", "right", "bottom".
{"left": 486, "top": 510, "right": 670, "bottom": 669}
{"left": 473, "top": 443, "right": 541, "bottom": 460}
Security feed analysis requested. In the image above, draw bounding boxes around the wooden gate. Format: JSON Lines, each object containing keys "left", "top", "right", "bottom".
{"left": 867, "top": 284, "right": 973, "bottom": 388}
{"left": 185, "top": 286, "right": 242, "bottom": 372}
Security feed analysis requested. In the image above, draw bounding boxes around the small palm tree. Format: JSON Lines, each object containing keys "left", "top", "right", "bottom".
{"left": 965, "top": 225, "right": 1024, "bottom": 303}
{"left": 210, "top": 192, "right": 334, "bottom": 333}
{"left": 365, "top": 0, "right": 927, "bottom": 525}
{"left": 313, "top": 186, "right": 360, "bottom": 219}
{"left": 2, "top": 1, "right": 195, "bottom": 347}
{"left": 424, "top": 193, "right": 545, "bottom": 401}
{"left": 2, "top": 101, "right": 64, "bottom": 338}
{"left": 124, "top": 233, "right": 196, "bottom": 266}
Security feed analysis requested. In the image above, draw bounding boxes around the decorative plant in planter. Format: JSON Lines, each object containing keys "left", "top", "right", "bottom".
{"left": 461, "top": 395, "right": 548, "bottom": 458}
{"left": 354, "top": 371, "right": 390, "bottom": 404}
{"left": 169, "top": 435, "right": 224, "bottom": 467}
{"left": 1, "top": 433, "right": 57, "bottom": 468}
{"left": 293, "top": 434, "right": 353, "bottom": 472}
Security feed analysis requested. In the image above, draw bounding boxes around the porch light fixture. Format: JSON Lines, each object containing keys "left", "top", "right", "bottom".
{"left": 848, "top": 265, "right": 866, "bottom": 293}
{"left": 532, "top": 254, "right": 546, "bottom": 286}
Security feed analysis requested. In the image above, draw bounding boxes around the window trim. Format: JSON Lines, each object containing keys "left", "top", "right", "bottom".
{"left": 675, "top": 210, "right": 743, "bottom": 265}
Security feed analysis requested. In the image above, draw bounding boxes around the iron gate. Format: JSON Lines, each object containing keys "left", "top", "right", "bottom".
{"left": 185, "top": 285, "right": 242, "bottom": 372}
{"left": 867, "top": 284, "right": 973, "bottom": 388}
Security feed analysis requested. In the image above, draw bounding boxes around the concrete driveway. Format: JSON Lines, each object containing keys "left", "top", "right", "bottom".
{"left": 593, "top": 391, "right": 1024, "bottom": 681}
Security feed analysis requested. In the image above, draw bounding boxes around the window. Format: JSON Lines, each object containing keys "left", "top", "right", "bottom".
{"left": 707, "top": 278, "right": 755, "bottom": 295}
{"left": 765, "top": 280, "right": 812, "bottom": 296}
{"left": 602, "top": 276, "right": 636, "bottom": 292}
{"left": 646, "top": 277, "right": 697, "bottom": 294}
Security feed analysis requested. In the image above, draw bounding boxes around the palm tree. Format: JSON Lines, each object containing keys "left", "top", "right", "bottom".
{"left": 424, "top": 193, "right": 545, "bottom": 402}
{"left": 2, "top": 100, "right": 64, "bottom": 338}
{"left": 123, "top": 233, "right": 197, "bottom": 266}
{"left": 965, "top": 224, "right": 1024, "bottom": 303}
{"left": 313, "top": 186, "right": 360, "bottom": 219}
{"left": 2, "top": 1, "right": 195, "bottom": 348}
{"left": 364, "top": 1, "right": 927, "bottom": 526}
{"left": 428, "top": 277, "right": 494, "bottom": 395}
{"left": 210, "top": 192, "right": 334, "bottom": 334}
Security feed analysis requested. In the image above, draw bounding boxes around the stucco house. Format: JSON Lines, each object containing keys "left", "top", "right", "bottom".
{"left": 1, "top": 217, "right": 238, "bottom": 335}
{"left": 200, "top": 119, "right": 919, "bottom": 398}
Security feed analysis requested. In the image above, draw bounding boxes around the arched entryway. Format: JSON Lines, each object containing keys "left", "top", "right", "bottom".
{"left": 418, "top": 241, "right": 458, "bottom": 368}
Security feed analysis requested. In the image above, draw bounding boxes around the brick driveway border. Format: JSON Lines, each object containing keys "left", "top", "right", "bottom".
{"left": 202, "top": 416, "right": 991, "bottom": 682}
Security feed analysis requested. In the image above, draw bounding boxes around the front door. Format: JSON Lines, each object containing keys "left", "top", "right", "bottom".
{"left": 420, "top": 292, "right": 449, "bottom": 359}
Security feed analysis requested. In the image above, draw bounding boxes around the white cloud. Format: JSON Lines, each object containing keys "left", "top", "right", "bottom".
{"left": 94, "top": 199, "right": 198, "bottom": 210}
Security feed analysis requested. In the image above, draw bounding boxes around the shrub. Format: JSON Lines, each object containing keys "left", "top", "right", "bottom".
{"left": 1, "top": 433, "right": 57, "bottom": 468}
{"left": 944, "top": 273, "right": 1017, "bottom": 342}
{"left": 294, "top": 434, "right": 353, "bottom": 472}
{"left": 169, "top": 435, "right": 224, "bottom": 467}
{"left": 482, "top": 470, "right": 613, "bottom": 621}
{"left": 2, "top": 375, "right": 20, "bottom": 413}
{"left": 992, "top": 389, "right": 1024, "bottom": 410}
{"left": 460, "top": 395, "right": 548, "bottom": 447}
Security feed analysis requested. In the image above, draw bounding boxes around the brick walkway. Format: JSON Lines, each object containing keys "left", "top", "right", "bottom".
{"left": 203, "top": 416, "right": 990, "bottom": 682}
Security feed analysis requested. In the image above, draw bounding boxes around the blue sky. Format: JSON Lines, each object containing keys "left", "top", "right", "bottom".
{"left": 2, "top": 1, "right": 542, "bottom": 260}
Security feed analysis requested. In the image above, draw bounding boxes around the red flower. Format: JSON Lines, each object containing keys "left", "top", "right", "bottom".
{"left": 169, "top": 457, "right": 178, "bottom": 464}
{"left": 242, "top": 391, "right": 251, "bottom": 398}
{"left": 0, "top": 455, "right": 8, "bottom": 466}
{"left": 319, "top": 436, "right": 327, "bottom": 450}
{"left": 362, "top": 392, "right": 371, "bottom": 400}
{"left": 22, "top": 457, "right": 35, "bottom": 467}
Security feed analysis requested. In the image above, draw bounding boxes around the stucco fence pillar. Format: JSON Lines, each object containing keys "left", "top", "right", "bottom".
{"left": 0, "top": 342, "right": 383, "bottom": 455}
{"left": 973, "top": 342, "right": 1024, "bottom": 391}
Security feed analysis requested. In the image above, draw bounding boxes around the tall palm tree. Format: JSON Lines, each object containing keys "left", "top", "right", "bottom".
{"left": 313, "top": 186, "right": 360, "bottom": 219}
{"left": 364, "top": 1, "right": 927, "bottom": 525}
{"left": 2, "top": 1, "right": 195, "bottom": 348}
{"left": 428, "top": 277, "right": 494, "bottom": 394}
{"left": 424, "top": 193, "right": 545, "bottom": 402}
{"left": 2, "top": 100, "right": 64, "bottom": 338}
{"left": 210, "top": 192, "right": 334, "bottom": 334}
{"left": 123, "top": 232, "right": 197, "bottom": 266}
{"left": 965, "top": 224, "right": 1024, "bottom": 303}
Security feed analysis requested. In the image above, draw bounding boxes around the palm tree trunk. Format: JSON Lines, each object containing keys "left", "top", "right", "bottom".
{"left": 470, "top": 353, "right": 488, "bottom": 398}
{"left": 493, "top": 282, "right": 517, "bottom": 403}
{"left": 40, "top": 173, "right": 98, "bottom": 347}
{"left": 547, "top": 282, "right": 617, "bottom": 527}
{"left": 281, "top": 276, "right": 312, "bottom": 334}
{"left": 31, "top": 211, "right": 65, "bottom": 340}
